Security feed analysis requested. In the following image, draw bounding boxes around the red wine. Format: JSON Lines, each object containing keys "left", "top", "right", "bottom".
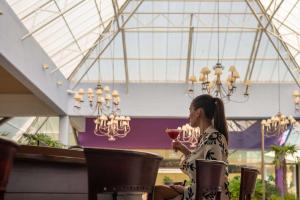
{"left": 165, "top": 129, "right": 181, "bottom": 140}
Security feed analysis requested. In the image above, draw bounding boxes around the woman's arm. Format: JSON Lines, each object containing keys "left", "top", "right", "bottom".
{"left": 172, "top": 140, "right": 191, "bottom": 156}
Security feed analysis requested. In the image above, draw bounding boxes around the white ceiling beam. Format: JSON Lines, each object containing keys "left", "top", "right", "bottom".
{"left": 185, "top": 14, "right": 194, "bottom": 83}
{"left": 87, "top": 57, "right": 281, "bottom": 61}
{"left": 112, "top": 0, "right": 129, "bottom": 92}
{"left": 21, "top": 0, "right": 87, "bottom": 40}
{"left": 264, "top": 0, "right": 284, "bottom": 29}
{"left": 68, "top": 0, "right": 131, "bottom": 80}
{"left": 70, "top": 0, "right": 144, "bottom": 90}
{"left": 20, "top": 0, "right": 54, "bottom": 20}
{"left": 246, "top": 0, "right": 300, "bottom": 88}
{"left": 244, "top": 20, "right": 263, "bottom": 82}
{"left": 0, "top": 1, "right": 69, "bottom": 115}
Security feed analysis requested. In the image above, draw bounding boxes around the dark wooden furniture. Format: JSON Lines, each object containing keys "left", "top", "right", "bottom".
{"left": 239, "top": 167, "right": 259, "bottom": 200}
{"left": 195, "top": 159, "right": 227, "bottom": 200}
{"left": 84, "top": 147, "right": 163, "bottom": 200}
{"left": 5, "top": 145, "right": 87, "bottom": 200}
{"left": 0, "top": 138, "right": 18, "bottom": 200}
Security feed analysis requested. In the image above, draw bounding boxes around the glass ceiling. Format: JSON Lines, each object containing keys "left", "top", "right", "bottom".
{"left": 6, "top": 0, "right": 300, "bottom": 85}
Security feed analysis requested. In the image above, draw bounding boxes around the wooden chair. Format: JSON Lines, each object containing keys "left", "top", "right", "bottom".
{"left": 239, "top": 167, "right": 259, "bottom": 200}
{"left": 0, "top": 137, "right": 18, "bottom": 200}
{"left": 84, "top": 147, "right": 162, "bottom": 200}
{"left": 195, "top": 159, "right": 227, "bottom": 200}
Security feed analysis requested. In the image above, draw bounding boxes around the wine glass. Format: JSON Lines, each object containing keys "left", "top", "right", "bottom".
{"left": 165, "top": 129, "right": 182, "bottom": 157}
{"left": 165, "top": 128, "right": 181, "bottom": 141}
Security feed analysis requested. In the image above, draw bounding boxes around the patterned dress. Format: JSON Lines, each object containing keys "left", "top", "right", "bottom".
{"left": 180, "top": 126, "right": 230, "bottom": 200}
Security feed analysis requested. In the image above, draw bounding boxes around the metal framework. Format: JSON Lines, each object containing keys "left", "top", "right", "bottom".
{"left": 6, "top": 0, "right": 300, "bottom": 86}
{"left": 185, "top": 14, "right": 194, "bottom": 83}
{"left": 68, "top": 0, "right": 132, "bottom": 80}
{"left": 112, "top": 0, "right": 129, "bottom": 92}
{"left": 21, "top": 0, "right": 87, "bottom": 40}
{"left": 244, "top": 20, "right": 263, "bottom": 82}
{"left": 71, "top": 0, "right": 144, "bottom": 89}
{"left": 245, "top": 0, "right": 300, "bottom": 88}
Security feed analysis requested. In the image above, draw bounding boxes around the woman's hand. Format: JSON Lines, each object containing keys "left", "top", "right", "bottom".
{"left": 172, "top": 140, "right": 190, "bottom": 156}
{"left": 169, "top": 184, "right": 184, "bottom": 194}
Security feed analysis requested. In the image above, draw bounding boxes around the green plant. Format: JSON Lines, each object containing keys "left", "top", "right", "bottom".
{"left": 271, "top": 145, "right": 296, "bottom": 167}
{"left": 19, "top": 133, "right": 63, "bottom": 148}
{"left": 228, "top": 176, "right": 298, "bottom": 200}
{"left": 163, "top": 176, "right": 173, "bottom": 185}
{"left": 271, "top": 145, "right": 297, "bottom": 196}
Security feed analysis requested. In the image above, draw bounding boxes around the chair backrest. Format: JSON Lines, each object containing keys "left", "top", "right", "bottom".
{"left": 84, "top": 147, "right": 162, "bottom": 194}
{"left": 239, "top": 167, "right": 259, "bottom": 200}
{"left": 195, "top": 159, "right": 227, "bottom": 200}
{"left": 0, "top": 137, "right": 18, "bottom": 192}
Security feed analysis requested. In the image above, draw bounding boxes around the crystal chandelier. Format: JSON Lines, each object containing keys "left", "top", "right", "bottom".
{"left": 177, "top": 124, "right": 200, "bottom": 148}
{"left": 73, "top": 84, "right": 131, "bottom": 141}
{"left": 188, "top": 0, "right": 250, "bottom": 101}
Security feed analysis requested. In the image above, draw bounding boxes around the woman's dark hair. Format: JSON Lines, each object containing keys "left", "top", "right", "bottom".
{"left": 192, "top": 94, "right": 228, "bottom": 143}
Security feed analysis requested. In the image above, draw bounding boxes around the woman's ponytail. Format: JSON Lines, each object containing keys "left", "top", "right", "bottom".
{"left": 192, "top": 94, "right": 228, "bottom": 143}
{"left": 213, "top": 97, "right": 228, "bottom": 143}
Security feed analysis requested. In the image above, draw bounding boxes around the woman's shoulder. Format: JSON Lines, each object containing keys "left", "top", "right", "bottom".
{"left": 203, "top": 128, "right": 227, "bottom": 147}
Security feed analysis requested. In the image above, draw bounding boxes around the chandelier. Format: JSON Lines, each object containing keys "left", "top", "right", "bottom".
{"left": 261, "top": 113, "right": 297, "bottom": 136}
{"left": 260, "top": 40, "right": 298, "bottom": 200}
{"left": 73, "top": 37, "right": 131, "bottom": 141}
{"left": 188, "top": 0, "right": 250, "bottom": 101}
{"left": 177, "top": 124, "right": 200, "bottom": 148}
{"left": 188, "top": 65, "right": 251, "bottom": 99}
{"left": 73, "top": 84, "right": 131, "bottom": 141}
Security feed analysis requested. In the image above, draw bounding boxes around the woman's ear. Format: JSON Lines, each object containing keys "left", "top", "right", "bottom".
{"left": 195, "top": 108, "right": 202, "bottom": 118}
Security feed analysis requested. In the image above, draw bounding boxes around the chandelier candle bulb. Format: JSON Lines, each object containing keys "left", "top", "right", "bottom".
{"left": 233, "top": 71, "right": 240, "bottom": 79}
{"left": 199, "top": 74, "right": 206, "bottom": 82}
{"left": 104, "top": 86, "right": 110, "bottom": 93}
{"left": 78, "top": 88, "right": 84, "bottom": 95}
{"left": 293, "top": 90, "right": 300, "bottom": 97}
{"left": 228, "top": 65, "right": 236, "bottom": 72}
{"left": 189, "top": 75, "right": 197, "bottom": 82}
{"left": 73, "top": 92, "right": 81, "bottom": 101}
{"left": 87, "top": 88, "right": 93, "bottom": 95}
{"left": 96, "top": 88, "right": 102, "bottom": 96}
{"left": 214, "top": 68, "right": 223, "bottom": 75}
{"left": 112, "top": 90, "right": 119, "bottom": 97}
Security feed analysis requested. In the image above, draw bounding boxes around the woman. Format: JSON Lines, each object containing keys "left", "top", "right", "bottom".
{"left": 154, "top": 94, "right": 230, "bottom": 200}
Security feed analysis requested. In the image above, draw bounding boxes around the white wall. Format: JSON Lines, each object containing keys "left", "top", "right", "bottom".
{"left": 68, "top": 83, "right": 300, "bottom": 118}
{"left": 0, "top": 1, "right": 69, "bottom": 115}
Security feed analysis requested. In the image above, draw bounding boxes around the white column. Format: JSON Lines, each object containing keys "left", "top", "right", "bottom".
{"left": 59, "top": 115, "right": 71, "bottom": 145}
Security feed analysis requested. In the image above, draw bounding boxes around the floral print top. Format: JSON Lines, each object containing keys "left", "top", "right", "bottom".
{"left": 180, "top": 126, "right": 230, "bottom": 200}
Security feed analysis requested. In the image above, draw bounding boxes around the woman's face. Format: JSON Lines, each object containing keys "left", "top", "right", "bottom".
{"left": 189, "top": 104, "right": 201, "bottom": 128}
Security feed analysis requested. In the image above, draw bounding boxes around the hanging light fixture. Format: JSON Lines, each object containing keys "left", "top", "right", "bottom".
{"left": 188, "top": 0, "right": 250, "bottom": 101}
{"left": 260, "top": 41, "right": 298, "bottom": 200}
{"left": 73, "top": 39, "right": 131, "bottom": 141}
{"left": 261, "top": 53, "right": 297, "bottom": 136}
{"left": 177, "top": 124, "right": 200, "bottom": 148}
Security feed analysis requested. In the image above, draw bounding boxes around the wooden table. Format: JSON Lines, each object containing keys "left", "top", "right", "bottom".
{"left": 5, "top": 146, "right": 147, "bottom": 200}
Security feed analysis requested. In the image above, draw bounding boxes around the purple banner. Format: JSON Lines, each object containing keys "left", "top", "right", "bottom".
{"left": 78, "top": 118, "right": 283, "bottom": 149}
{"left": 79, "top": 118, "right": 188, "bottom": 149}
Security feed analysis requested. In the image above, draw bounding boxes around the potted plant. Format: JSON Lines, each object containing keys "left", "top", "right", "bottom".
{"left": 271, "top": 145, "right": 297, "bottom": 197}
{"left": 163, "top": 176, "right": 173, "bottom": 185}
{"left": 19, "top": 133, "right": 63, "bottom": 148}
